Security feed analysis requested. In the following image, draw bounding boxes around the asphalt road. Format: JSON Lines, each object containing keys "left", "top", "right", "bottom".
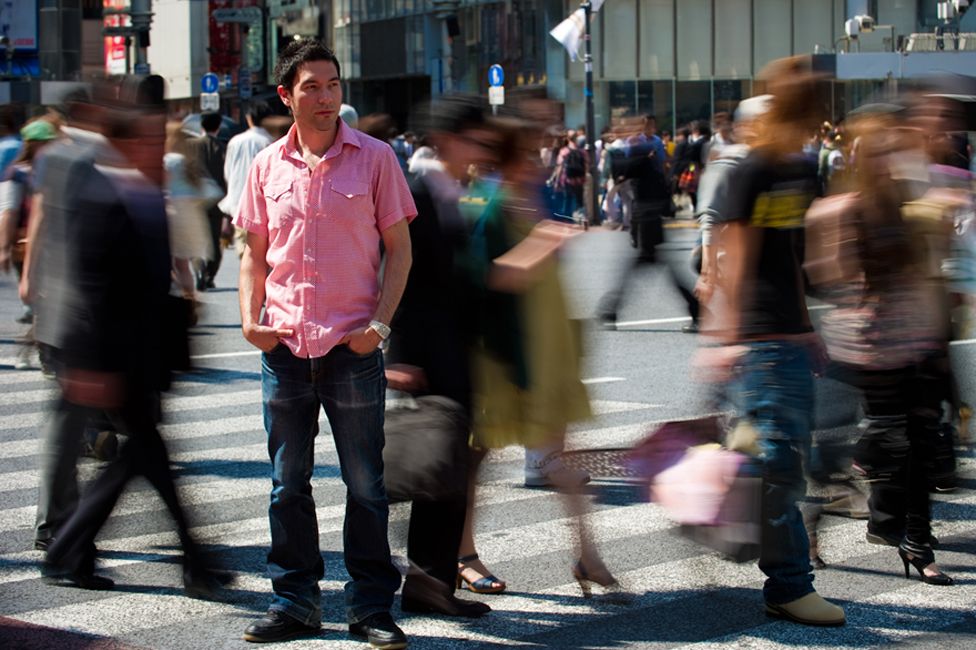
{"left": 1, "top": 224, "right": 975, "bottom": 649}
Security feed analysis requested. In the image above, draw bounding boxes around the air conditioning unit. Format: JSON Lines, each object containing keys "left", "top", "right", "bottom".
{"left": 845, "top": 15, "right": 876, "bottom": 38}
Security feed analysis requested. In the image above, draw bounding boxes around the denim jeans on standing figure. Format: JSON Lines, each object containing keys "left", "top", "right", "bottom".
{"left": 731, "top": 341, "right": 815, "bottom": 605}
{"left": 261, "top": 343, "right": 401, "bottom": 626}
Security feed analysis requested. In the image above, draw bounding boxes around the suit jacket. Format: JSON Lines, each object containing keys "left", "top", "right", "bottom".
{"left": 191, "top": 134, "right": 227, "bottom": 192}
{"left": 388, "top": 171, "right": 474, "bottom": 410}
{"left": 35, "top": 138, "right": 174, "bottom": 390}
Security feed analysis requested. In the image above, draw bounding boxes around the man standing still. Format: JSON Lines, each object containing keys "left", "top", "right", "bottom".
{"left": 236, "top": 40, "right": 415, "bottom": 648}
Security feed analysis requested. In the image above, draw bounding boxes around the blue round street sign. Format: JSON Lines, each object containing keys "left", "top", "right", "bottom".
{"left": 488, "top": 64, "right": 504, "bottom": 87}
{"left": 201, "top": 72, "right": 220, "bottom": 94}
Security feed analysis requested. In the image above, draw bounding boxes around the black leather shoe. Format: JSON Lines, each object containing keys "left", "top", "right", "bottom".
{"left": 402, "top": 592, "right": 490, "bottom": 618}
{"left": 349, "top": 612, "right": 408, "bottom": 649}
{"left": 34, "top": 538, "right": 52, "bottom": 552}
{"left": 183, "top": 567, "right": 234, "bottom": 601}
{"left": 401, "top": 573, "right": 490, "bottom": 618}
{"left": 243, "top": 610, "right": 320, "bottom": 643}
{"left": 41, "top": 563, "right": 114, "bottom": 590}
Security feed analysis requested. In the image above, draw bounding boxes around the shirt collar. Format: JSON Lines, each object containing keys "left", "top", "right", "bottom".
{"left": 280, "top": 118, "right": 361, "bottom": 166}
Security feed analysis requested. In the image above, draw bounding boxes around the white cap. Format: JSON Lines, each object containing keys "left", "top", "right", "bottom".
{"left": 735, "top": 95, "right": 773, "bottom": 123}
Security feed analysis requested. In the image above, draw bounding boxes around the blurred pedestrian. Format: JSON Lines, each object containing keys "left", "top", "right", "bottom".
{"left": 28, "top": 91, "right": 119, "bottom": 552}
{"left": 189, "top": 111, "right": 228, "bottom": 290}
{"left": 597, "top": 115, "right": 698, "bottom": 332}
{"left": 40, "top": 75, "right": 224, "bottom": 599}
{"left": 386, "top": 95, "right": 494, "bottom": 618}
{"left": 0, "top": 118, "right": 59, "bottom": 368}
{"left": 459, "top": 115, "right": 626, "bottom": 601}
{"left": 693, "top": 95, "right": 773, "bottom": 309}
{"left": 806, "top": 109, "right": 955, "bottom": 586}
{"left": 699, "top": 56, "right": 845, "bottom": 627}
{"left": 219, "top": 101, "right": 273, "bottom": 257}
{"left": 0, "top": 103, "right": 24, "bottom": 176}
{"left": 236, "top": 39, "right": 414, "bottom": 647}
{"left": 163, "top": 121, "right": 222, "bottom": 304}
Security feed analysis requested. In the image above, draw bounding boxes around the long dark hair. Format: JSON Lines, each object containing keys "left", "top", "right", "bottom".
{"left": 850, "top": 115, "right": 915, "bottom": 287}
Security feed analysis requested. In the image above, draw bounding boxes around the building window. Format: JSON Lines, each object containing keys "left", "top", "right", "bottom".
{"left": 639, "top": 0, "right": 674, "bottom": 79}
{"left": 674, "top": 80, "right": 711, "bottom": 129}
{"left": 713, "top": 79, "right": 751, "bottom": 118}
{"left": 638, "top": 80, "right": 674, "bottom": 134}
{"left": 714, "top": 0, "right": 752, "bottom": 79}
{"left": 602, "top": 0, "right": 637, "bottom": 79}
{"left": 608, "top": 80, "right": 637, "bottom": 117}
{"left": 753, "top": 0, "right": 791, "bottom": 71}
{"left": 675, "top": 0, "right": 712, "bottom": 79}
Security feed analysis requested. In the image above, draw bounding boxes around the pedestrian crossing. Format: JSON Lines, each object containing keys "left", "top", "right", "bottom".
{"left": 1, "top": 358, "right": 976, "bottom": 649}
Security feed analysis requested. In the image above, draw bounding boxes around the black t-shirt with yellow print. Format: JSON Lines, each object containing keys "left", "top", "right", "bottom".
{"left": 719, "top": 149, "right": 819, "bottom": 337}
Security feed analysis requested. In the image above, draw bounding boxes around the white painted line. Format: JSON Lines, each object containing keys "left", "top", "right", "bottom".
{"left": 0, "top": 388, "right": 262, "bottom": 432}
{"left": 581, "top": 376, "right": 626, "bottom": 385}
{"left": 615, "top": 304, "right": 835, "bottom": 329}
{"left": 950, "top": 338, "right": 976, "bottom": 347}
{"left": 615, "top": 316, "right": 691, "bottom": 327}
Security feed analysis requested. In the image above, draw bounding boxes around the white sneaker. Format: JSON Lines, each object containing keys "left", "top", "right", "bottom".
{"left": 524, "top": 452, "right": 590, "bottom": 488}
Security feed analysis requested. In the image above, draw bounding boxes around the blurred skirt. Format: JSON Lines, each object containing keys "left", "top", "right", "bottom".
{"left": 472, "top": 234, "right": 591, "bottom": 449}
{"left": 166, "top": 197, "right": 213, "bottom": 260}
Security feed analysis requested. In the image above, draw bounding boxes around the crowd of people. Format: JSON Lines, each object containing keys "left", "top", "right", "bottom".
{"left": 1, "top": 38, "right": 974, "bottom": 649}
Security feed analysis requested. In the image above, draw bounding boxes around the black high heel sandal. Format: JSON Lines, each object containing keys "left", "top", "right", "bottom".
{"left": 898, "top": 545, "right": 954, "bottom": 586}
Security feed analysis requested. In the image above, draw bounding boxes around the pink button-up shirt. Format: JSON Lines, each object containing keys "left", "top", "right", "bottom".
{"left": 235, "top": 120, "right": 416, "bottom": 358}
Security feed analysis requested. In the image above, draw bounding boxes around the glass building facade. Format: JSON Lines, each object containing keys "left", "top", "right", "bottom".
{"left": 332, "top": 0, "right": 971, "bottom": 130}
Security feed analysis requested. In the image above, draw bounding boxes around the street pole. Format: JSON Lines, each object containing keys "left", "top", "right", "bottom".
{"left": 582, "top": 1, "right": 598, "bottom": 227}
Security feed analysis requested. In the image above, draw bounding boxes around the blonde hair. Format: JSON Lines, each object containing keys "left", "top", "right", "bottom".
{"left": 165, "top": 120, "right": 206, "bottom": 189}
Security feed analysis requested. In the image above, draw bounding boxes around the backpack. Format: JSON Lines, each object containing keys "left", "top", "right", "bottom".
{"left": 564, "top": 148, "right": 586, "bottom": 179}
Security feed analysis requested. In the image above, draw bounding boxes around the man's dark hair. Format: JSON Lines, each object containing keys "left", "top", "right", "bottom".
{"left": 200, "top": 111, "right": 222, "bottom": 133}
{"left": 245, "top": 100, "right": 274, "bottom": 128}
{"left": 274, "top": 39, "right": 341, "bottom": 90}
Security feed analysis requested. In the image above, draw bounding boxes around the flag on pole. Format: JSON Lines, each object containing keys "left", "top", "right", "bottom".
{"left": 549, "top": 1, "right": 605, "bottom": 62}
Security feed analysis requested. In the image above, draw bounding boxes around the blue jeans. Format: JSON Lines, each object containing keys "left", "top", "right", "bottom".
{"left": 731, "top": 341, "right": 815, "bottom": 604}
{"left": 261, "top": 343, "right": 400, "bottom": 625}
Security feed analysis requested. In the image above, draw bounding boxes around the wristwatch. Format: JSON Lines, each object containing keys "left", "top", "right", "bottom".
{"left": 368, "top": 320, "right": 392, "bottom": 340}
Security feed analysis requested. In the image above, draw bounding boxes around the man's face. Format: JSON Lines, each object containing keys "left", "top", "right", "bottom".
{"left": 643, "top": 118, "right": 657, "bottom": 137}
{"left": 278, "top": 60, "right": 343, "bottom": 133}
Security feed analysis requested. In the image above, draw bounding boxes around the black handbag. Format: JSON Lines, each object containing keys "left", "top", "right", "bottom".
{"left": 383, "top": 395, "right": 469, "bottom": 503}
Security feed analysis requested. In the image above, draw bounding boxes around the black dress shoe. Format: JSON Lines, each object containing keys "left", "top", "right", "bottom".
{"left": 402, "top": 592, "right": 490, "bottom": 618}
{"left": 183, "top": 567, "right": 234, "bottom": 600}
{"left": 34, "top": 538, "right": 53, "bottom": 552}
{"left": 349, "top": 612, "right": 408, "bottom": 649}
{"left": 41, "top": 563, "right": 114, "bottom": 590}
{"left": 401, "top": 573, "right": 490, "bottom": 618}
{"left": 242, "top": 610, "right": 320, "bottom": 644}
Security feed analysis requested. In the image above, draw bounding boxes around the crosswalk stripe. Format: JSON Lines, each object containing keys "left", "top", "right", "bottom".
{"left": 2, "top": 349, "right": 974, "bottom": 648}
{"left": 0, "top": 399, "right": 658, "bottom": 458}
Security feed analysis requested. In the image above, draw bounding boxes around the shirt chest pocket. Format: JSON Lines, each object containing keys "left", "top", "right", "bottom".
{"left": 329, "top": 179, "right": 373, "bottom": 220}
{"left": 263, "top": 180, "right": 298, "bottom": 230}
